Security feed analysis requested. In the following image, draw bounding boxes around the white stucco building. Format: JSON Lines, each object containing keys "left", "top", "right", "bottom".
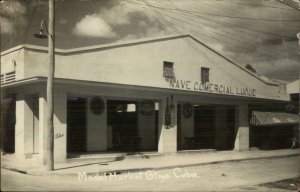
{"left": 1, "top": 34, "right": 299, "bottom": 165}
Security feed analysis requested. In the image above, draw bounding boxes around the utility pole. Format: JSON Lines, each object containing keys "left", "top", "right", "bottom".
{"left": 46, "top": 0, "right": 55, "bottom": 171}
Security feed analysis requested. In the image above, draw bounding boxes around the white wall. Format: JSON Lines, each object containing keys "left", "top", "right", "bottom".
{"left": 3, "top": 36, "right": 289, "bottom": 101}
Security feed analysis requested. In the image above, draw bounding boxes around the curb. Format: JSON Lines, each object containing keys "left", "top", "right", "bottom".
{"left": 2, "top": 153, "right": 299, "bottom": 177}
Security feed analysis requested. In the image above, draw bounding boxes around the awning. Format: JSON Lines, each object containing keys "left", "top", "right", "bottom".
{"left": 250, "top": 111, "right": 300, "bottom": 126}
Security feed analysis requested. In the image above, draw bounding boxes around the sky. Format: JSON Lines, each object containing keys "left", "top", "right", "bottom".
{"left": 1, "top": 0, "right": 300, "bottom": 82}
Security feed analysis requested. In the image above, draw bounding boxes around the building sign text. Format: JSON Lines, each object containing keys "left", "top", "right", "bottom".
{"left": 169, "top": 79, "right": 256, "bottom": 97}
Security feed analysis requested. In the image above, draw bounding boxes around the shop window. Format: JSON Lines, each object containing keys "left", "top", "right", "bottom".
{"left": 201, "top": 67, "right": 209, "bottom": 83}
{"left": 163, "top": 61, "right": 175, "bottom": 78}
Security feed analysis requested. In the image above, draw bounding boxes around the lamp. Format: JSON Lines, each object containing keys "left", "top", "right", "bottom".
{"left": 34, "top": 20, "right": 48, "bottom": 39}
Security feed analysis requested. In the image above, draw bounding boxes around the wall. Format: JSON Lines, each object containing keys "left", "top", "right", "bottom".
{"left": 0, "top": 47, "right": 24, "bottom": 80}
{"left": 3, "top": 35, "right": 289, "bottom": 101}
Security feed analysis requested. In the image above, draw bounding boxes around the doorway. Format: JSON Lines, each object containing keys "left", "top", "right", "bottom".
{"left": 67, "top": 97, "right": 87, "bottom": 152}
{"left": 1, "top": 97, "right": 16, "bottom": 153}
{"left": 107, "top": 100, "right": 138, "bottom": 151}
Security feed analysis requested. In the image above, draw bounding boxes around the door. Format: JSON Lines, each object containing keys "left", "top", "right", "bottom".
{"left": 67, "top": 97, "right": 87, "bottom": 152}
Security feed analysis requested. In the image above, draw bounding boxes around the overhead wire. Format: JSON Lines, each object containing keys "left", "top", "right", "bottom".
{"left": 124, "top": 0, "right": 296, "bottom": 57}
{"left": 123, "top": 0, "right": 300, "bottom": 21}
{"left": 123, "top": 0, "right": 298, "bottom": 40}
{"left": 165, "top": 0, "right": 269, "bottom": 90}
{"left": 201, "top": 0, "right": 299, "bottom": 11}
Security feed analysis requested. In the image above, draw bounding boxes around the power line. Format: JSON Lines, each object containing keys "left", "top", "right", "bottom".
{"left": 122, "top": 0, "right": 297, "bottom": 57}
{"left": 123, "top": 0, "right": 300, "bottom": 21}
{"left": 123, "top": 0, "right": 298, "bottom": 40}
{"left": 203, "top": 0, "right": 299, "bottom": 11}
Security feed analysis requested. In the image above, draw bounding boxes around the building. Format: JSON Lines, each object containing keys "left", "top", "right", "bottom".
{"left": 1, "top": 34, "right": 299, "bottom": 165}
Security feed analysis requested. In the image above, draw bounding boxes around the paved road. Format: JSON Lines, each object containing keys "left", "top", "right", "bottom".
{"left": 1, "top": 156, "right": 300, "bottom": 191}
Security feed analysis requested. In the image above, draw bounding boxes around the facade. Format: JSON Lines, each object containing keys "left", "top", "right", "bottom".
{"left": 1, "top": 34, "right": 299, "bottom": 165}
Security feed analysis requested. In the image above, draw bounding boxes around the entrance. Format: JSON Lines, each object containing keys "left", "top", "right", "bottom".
{"left": 250, "top": 125, "right": 294, "bottom": 150}
{"left": 107, "top": 100, "right": 139, "bottom": 152}
{"left": 1, "top": 97, "right": 16, "bottom": 153}
{"left": 177, "top": 104, "right": 236, "bottom": 151}
{"left": 194, "top": 106, "right": 215, "bottom": 149}
{"left": 67, "top": 97, "right": 87, "bottom": 152}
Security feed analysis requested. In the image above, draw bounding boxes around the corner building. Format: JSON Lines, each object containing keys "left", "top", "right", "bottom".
{"left": 1, "top": 34, "right": 299, "bottom": 165}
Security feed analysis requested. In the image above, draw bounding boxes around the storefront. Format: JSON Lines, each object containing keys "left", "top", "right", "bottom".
{"left": 1, "top": 34, "right": 299, "bottom": 165}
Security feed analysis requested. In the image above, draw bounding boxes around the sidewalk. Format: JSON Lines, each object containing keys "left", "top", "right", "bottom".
{"left": 2, "top": 149, "right": 299, "bottom": 177}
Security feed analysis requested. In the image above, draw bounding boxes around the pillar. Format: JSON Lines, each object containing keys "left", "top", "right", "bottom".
{"left": 158, "top": 97, "right": 177, "bottom": 154}
{"left": 234, "top": 104, "right": 249, "bottom": 151}
{"left": 15, "top": 93, "right": 26, "bottom": 160}
{"left": 38, "top": 92, "right": 47, "bottom": 165}
{"left": 53, "top": 89, "right": 67, "bottom": 163}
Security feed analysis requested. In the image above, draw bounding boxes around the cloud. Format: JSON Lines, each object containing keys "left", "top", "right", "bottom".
{"left": 100, "top": 5, "right": 133, "bottom": 25}
{"left": 0, "top": 17, "right": 13, "bottom": 34}
{"left": 0, "top": 1, "right": 26, "bottom": 16}
{"left": 72, "top": 14, "right": 117, "bottom": 38}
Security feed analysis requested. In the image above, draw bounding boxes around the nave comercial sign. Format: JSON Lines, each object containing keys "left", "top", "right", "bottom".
{"left": 169, "top": 79, "right": 256, "bottom": 97}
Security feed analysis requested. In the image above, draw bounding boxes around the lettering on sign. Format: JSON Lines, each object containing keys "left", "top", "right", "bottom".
{"left": 55, "top": 132, "right": 64, "bottom": 139}
{"left": 168, "top": 79, "right": 256, "bottom": 97}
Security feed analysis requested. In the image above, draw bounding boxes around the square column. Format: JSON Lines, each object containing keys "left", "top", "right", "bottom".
{"left": 38, "top": 92, "right": 47, "bottom": 165}
{"left": 158, "top": 97, "right": 177, "bottom": 154}
{"left": 15, "top": 93, "right": 26, "bottom": 160}
{"left": 53, "top": 89, "right": 67, "bottom": 163}
{"left": 234, "top": 104, "right": 249, "bottom": 151}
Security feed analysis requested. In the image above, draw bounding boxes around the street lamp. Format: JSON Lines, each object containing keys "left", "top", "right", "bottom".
{"left": 33, "top": 0, "right": 55, "bottom": 171}
{"left": 34, "top": 20, "right": 48, "bottom": 39}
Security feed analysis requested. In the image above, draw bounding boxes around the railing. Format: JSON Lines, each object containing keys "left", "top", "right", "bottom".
{"left": 0, "top": 71, "right": 16, "bottom": 84}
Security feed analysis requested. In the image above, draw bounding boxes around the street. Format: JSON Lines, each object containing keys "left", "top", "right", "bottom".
{"left": 1, "top": 156, "right": 300, "bottom": 191}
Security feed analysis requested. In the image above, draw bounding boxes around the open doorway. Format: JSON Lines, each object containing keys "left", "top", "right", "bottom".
{"left": 107, "top": 100, "right": 139, "bottom": 152}
{"left": 1, "top": 97, "right": 16, "bottom": 153}
{"left": 67, "top": 97, "right": 87, "bottom": 153}
{"left": 177, "top": 104, "right": 235, "bottom": 151}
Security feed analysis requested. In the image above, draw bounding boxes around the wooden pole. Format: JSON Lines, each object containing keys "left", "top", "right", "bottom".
{"left": 46, "top": 0, "right": 55, "bottom": 171}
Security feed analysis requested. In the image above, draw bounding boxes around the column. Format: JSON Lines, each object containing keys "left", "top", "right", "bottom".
{"left": 15, "top": 93, "right": 25, "bottom": 160}
{"left": 158, "top": 97, "right": 177, "bottom": 154}
{"left": 53, "top": 89, "right": 67, "bottom": 163}
{"left": 234, "top": 104, "right": 249, "bottom": 151}
{"left": 38, "top": 92, "right": 47, "bottom": 165}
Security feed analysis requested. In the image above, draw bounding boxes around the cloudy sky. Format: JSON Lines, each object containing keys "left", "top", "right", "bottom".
{"left": 1, "top": 0, "right": 300, "bottom": 81}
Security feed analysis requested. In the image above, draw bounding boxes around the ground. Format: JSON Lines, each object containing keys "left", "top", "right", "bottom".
{"left": 1, "top": 156, "right": 300, "bottom": 191}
